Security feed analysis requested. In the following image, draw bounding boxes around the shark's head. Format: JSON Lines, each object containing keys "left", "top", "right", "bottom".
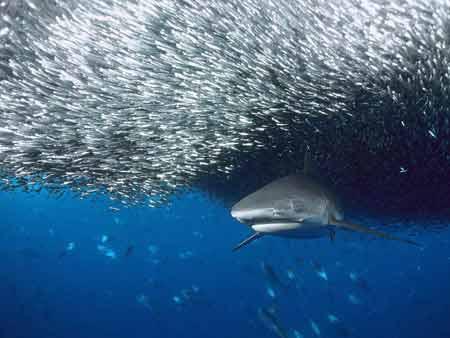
{"left": 231, "top": 174, "right": 345, "bottom": 226}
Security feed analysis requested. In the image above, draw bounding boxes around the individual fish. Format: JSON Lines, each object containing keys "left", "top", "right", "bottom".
{"left": 136, "top": 294, "right": 151, "bottom": 310}
{"left": 178, "top": 250, "right": 194, "bottom": 259}
{"left": 266, "top": 286, "right": 276, "bottom": 299}
{"left": 258, "top": 306, "right": 289, "bottom": 338}
{"left": 172, "top": 295, "right": 182, "bottom": 305}
{"left": 349, "top": 272, "right": 370, "bottom": 292}
{"left": 292, "top": 330, "right": 304, "bottom": 338}
{"left": 262, "top": 262, "right": 285, "bottom": 288}
{"left": 172, "top": 285, "right": 201, "bottom": 306}
{"left": 327, "top": 314, "right": 339, "bottom": 323}
{"left": 348, "top": 293, "right": 361, "bottom": 305}
{"left": 286, "top": 268, "right": 296, "bottom": 281}
{"left": 192, "top": 231, "right": 204, "bottom": 239}
{"left": 261, "top": 262, "right": 287, "bottom": 297}
{"left": 310, "top": 319, "right": 321, "bottom": 336}
{"left": 58, "top": 241, "right": 76, "bottom": 258}
{"left": 97, "top": 245, "right": 117, "bottom": 259}
{"left": 180, "top": 285, "right": 201, "bottom": 302}
{"left": 317, "top": 270, "right": 328, "bottom": 281}
{"left": 148, "top": 245, "right": 159, "bottom": 255}
{"left": 124, "top": 245, "right": 134, "bottom": 257}
{"left": 311, "top": 261, "right": 328, "bottom": 281}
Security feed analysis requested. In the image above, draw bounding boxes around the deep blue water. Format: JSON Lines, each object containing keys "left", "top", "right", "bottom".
{"left": 1, "top": 190, "right": 449, "bottom": 338}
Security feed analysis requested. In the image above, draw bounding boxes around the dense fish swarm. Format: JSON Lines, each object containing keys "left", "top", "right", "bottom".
{"left": 1, "top": 0, "right": 450, "bottom": 215}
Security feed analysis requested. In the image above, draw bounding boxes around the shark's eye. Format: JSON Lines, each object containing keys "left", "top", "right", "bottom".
{"left": 273, "top": 198, "right": 305, "bottom": 217}
{"left": 273, "top": 209, "right": 280, "bottom": 217}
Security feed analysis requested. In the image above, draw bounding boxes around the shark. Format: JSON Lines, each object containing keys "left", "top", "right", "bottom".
{"left": 230, "top": 150, "right": 419, "bottom": 251}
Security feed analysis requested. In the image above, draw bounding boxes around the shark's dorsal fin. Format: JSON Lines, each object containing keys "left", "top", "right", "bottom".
{"left": 330, "top": 219, "right": 421, "bottom": 247}
{"left": 303, "top": 145, "right": 311, "bottom": 176}
{"left": 232, "top": 232, "right": 263, "bottom": 252}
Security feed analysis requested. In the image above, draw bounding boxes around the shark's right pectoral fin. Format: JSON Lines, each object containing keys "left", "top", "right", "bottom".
{"left": 232, "top": 232, "right": 263, "bottom": 252}
{"left": 331, "top": 219, "right": 421, "bottom": 247}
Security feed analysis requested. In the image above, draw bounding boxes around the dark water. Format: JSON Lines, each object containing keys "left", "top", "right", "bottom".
{"left": 1, "top": 190, "right": 449, "bottom": 338}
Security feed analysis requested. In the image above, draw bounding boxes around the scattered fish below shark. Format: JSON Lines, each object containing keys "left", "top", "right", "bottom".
{"left": 230, "top": 149, "right": 420, "bottom": 251}
{"left": 262, "top": 262, "right": 286, "bottom": 289}
{"left": 310, "top": 319, "right": 321, "bottom": 337}
{"left": 97, "top": 244, "right": 117, "bottom": 259}
{"left": 124, "top": 245, "right": 134, "bottom": 257}
{"left": 327, "top": 314, "right": 340, "bottom": 324}
{"left": 260, "top": 262, "right": 288, "bottom": 298}
{"left": 349, "top": 271, "right": 371, "bottom": 292}
{"left": 348, "top": 293, "right": 362, "bottom": 305}
{"left": 286, "top": 268, "right": 295, "bottom": 281}
{"left": 257, "top": 306, "right": 289, "bottom": 338}
{"left": 136, "top": 293, "right": 152, "bottom": 310}
{"left": 58, "top": 241, "right": 76, "bottom": 258}
{"left": 292, "top": 330, "right": 304, "bottom": 338}
{"left": 311, "top": 261, "right": 328, "bottom": 281}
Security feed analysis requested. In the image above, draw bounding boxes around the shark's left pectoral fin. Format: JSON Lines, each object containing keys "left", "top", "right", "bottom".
{"left": 331, "top": 219, "right": 421, "bottom": 247}
{"left": 232, "top": 232, "right": 263, "bottom": 252}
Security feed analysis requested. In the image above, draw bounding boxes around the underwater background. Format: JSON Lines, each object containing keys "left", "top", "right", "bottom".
{"left": 1, "top": 189, "right": 449, "bottom": 338}
{"left": 2, "top": 0, "right": 450, "bottom": 337}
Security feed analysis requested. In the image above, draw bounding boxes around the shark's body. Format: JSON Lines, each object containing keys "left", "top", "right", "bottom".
{"left": 231, "top": 152, "right": 419, "bottom": 251}
{"left": 232, "top": 174, "right": 341, "bottom": 239}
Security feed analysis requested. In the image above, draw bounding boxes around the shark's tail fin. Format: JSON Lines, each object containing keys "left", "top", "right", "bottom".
{"left": 331, "top": 219, "right": 421, "bottom": 247}
{"left": 232, "top": 232, "right": 263, "bottom": 252}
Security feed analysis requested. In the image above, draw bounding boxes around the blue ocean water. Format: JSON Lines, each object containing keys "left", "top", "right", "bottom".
{"left": 1, "top": 190, "right": 449, "bottom": 338}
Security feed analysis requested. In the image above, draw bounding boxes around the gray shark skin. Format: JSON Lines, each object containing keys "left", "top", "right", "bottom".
{"left": 231, "top": 174, "right": 342, "bottom": 236}
{"left": 231, "top": 173, "right": 340, "bottom": 251}
{"left": 231, "top": 167, "right": 420, "bottom": 250}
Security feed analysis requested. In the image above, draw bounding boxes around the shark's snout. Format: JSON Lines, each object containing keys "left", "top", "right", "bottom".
{"left": 230, "top": 207, "right": 274, "bottom": 222}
